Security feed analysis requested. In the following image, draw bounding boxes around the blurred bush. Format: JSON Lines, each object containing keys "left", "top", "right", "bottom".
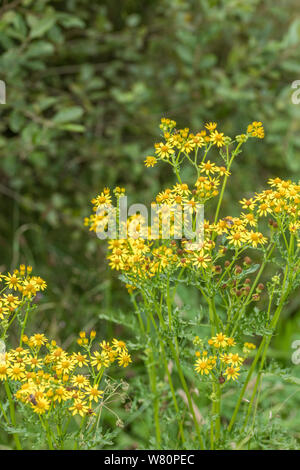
{"left": 0, "top": 0, "right": 300, "bottom": 337}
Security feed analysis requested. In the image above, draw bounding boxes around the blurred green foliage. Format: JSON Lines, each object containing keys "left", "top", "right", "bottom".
{"left": 0, "top": 0, "right": 300, "bottom": 347}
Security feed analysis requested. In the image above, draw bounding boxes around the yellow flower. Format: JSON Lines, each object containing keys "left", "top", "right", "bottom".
{"left": 229, "top": 353, "right": 244, "bottom": 366}
{"left": 194, "top": 358, "right": 212, "bottom": 375}
{"left": 0, "top": 363, "right": 8, "bottom": 381}
{"left": 144, "top": 156, "right": 157, "bottom": 167}
{"left": 91, "top": 351, "right": 110, "bottom": 370}
{"left": 211, "top": 333, "right": 228, "bottom": 348}
{"left": 100, "top": 340, "right": 112, "bottom": 352}
{"left": 49, "top": 347, "right": 67, "bottom": 362}
{"left": 241, "top": 212, "right": 257, "bottom": 227}
{"left": 217, "top": 166, "right": 230, "bottom": 177}
{"left": 205, "top": 122, "right": 217, "bottom": 132}
{"left": 2, "top": 294, "right": 20, "bottom": 309}
{"left": 31, "top": 276, "right": 47, "bottom": 291}
{"left": 289, "top": 221, "right": 299, "bottom": 233}
{"left": 246, "top": 231, "right": 267, "bottom": 247}
{"left": 220, "top": 353, "right": 231, "bottom": 365}
{"left": 56, "top": 357, "right": 76, "bottom": 374}
{"left": 72, "top": 353, "right": 88, "bottom": 367}
{"left": 239, "top": 198, "right": 256, "bottom": 210}
{"left": 85, "top": 384, "right": 104, "bottom": 403}
{"left": 112, "top": 339, "right": 127, "bottom": 353}
{"left": 92, "top": 190, "right": 112, "bottom": 207}
{"left": 227, "top": 230, "right": 247, "bottom": 248}
{"left": 25, "top": 356, "right": 43, "bottom": 370}
{"left": 247, "top": 121, "right": 264, "bottom": 139}
{"left": 69, "top": 399, "right": 89, "bottom": 417}
{"left": 243, "top": 342, "right": 256, "bottom": 354}
{"left": 257, "top": 202, "right": 272, "bottom": 217}
{"left": 155, "top": 142, "right": 175, "bottom": 159}
{"left": 7, "top": 365, "right": 26, "bottom": 381}
{"left": 21, "top": 279, "right": 37, "bottom": 298}
{"left": 199, "top": 160, "right": 217, "bottom": 175}
{"left": 190, "top": 133, "right": 205, "bottom": 148}
{"left": 181, "top": 140, "right": 194, "bottom": 154}
{"left": 0, "top": 302, "right": 9, "bottom": 320}
{"left": 210, "top": 130, "right": 225, "bottom": 147}
{"left": 32, "top": 397, "right": 50, "bottom": 415}
{"left": 226, "top": 337, "right": 236, "bottom": 347}
{"left": 191, "top": 253, "right": 211, "bottom": 269}
{"left": 53, "top": 387, "right": 68, "bottom": 403}
{"left": 71, "top": 374, "right": 89, "bottom": 389}
{"left": 29, "top": 334, "right": 48, "bottom": 348}
{"left": 117, "top": 351, "right": 132, "bottom": 368}
{"left": 224, "top": 366, "right": 240, "bottom": 381}
{"left": 4, "top": 273, "right": 21, "bottom": 290}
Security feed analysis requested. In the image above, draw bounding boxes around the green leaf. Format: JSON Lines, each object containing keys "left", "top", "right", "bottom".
{"left": 58, "top": 123, "right": 85, "bottom": 132}
{"left": 28, "top": 151, "right": 48, "bottom": 169}
{"left": 25, "top": 41, "right": 54, "bottom": 57}
{"left": 284, "top": 376, "right": 300, "bottom": 386}
{"left": 29, "top": 16, "right": 56, "bottom": 39}
{"left": 53, "top": 106, "right": 84, "bottom": 124}
{"left": 57, "top": 13, "right": 85, "bottom": 29}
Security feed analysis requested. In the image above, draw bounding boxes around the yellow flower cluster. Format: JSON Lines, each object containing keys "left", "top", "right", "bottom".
{"left": 0, "top": 265, "right": 47, "bottom": 321}
{"left": 241, "top": 178, "right": 300, "bottom": 236}
{"left": 194, "top": 333, "right": 248, "bottom": 382}
{"left": 212, "top": 215, "right": 268, "bottom": 249}
{"left": 0, "top": 332, "right": 131, "bottom": 416}
{"left": 243, "top": 342, "right": 257, "bottom": 354}
{"left": 144, "top": 118, "right": 264, "bottom": 167}
{"left": 247, "top": 121, "right": 264, "bottom": 139}
{"left": 84, "top": 120, "right": 299, "bottom": 287}
{"left": 84, "top": 182, "right": 299, "bottom": 282}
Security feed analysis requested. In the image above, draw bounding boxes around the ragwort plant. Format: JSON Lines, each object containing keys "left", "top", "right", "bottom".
{"left": 85, "top": 119, "right": 300, "bottom": 449}
{"left": 0, "top": 266, "right": 132, "bottom": 450}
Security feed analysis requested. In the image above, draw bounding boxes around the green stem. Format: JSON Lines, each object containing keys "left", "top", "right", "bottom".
{"left": 162, "top": 350, "right": 186, "bottom": 444}
{"left": 5, "top": 382, "right": 22, "bottom": 450}
{"left": 210, "top": 399, "right": 215, "bottom": 450}
{"left": 230, "top": 243, "right": 275, "bottom": 336}
{"left": 228, "top": 236, "right": 293, "bottom": 432}
{"left": 74, "top": 416, "right": 86, "bottom": 450}
{"left": 244, "top": 237, "right": 294, "bottom": 425}
{"left": 19, "top": 302, "right": 30, "bottom": 347}
{"left": 148, "top": 348, "right": 161, "bottom": 448}
{"left": 147, "top": 305, "right": 185, "bottom": 444}
{"left": 215, "top": 383, "right": 221, "bottom": 442}
{"left": 142, "top": 294, "right": 185, "bottom": 444}
{"left": 168, "top": 340, "right": 204, "bottom": 449}
{"left": 227, "top": 338, "right": 266, "bottom": 432}
{"left": 0, "top": 397, "right": 10, "bottom": 424}
{"left": 251, "top": 374, "right": 262, "bottom": 430}
{"left": 242, "top": 372, "right": 262, "bottom": 431}
{"left": 4, "top": 310, "right": 19, "bottom": 337}
{"left": 138, "top": 293, "right": 161, "bottom": 448}
{"left": 153, "top": 297, "right": 204, "bottom": 448}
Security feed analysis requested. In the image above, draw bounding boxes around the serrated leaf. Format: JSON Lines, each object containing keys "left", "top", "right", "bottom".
{"left": 284, "top": 376, "right": 300, "bottom": 386}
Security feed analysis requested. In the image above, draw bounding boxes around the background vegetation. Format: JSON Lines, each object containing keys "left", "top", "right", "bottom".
{"left": 0, "top": 0, "right": 300, "bottom": 449}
